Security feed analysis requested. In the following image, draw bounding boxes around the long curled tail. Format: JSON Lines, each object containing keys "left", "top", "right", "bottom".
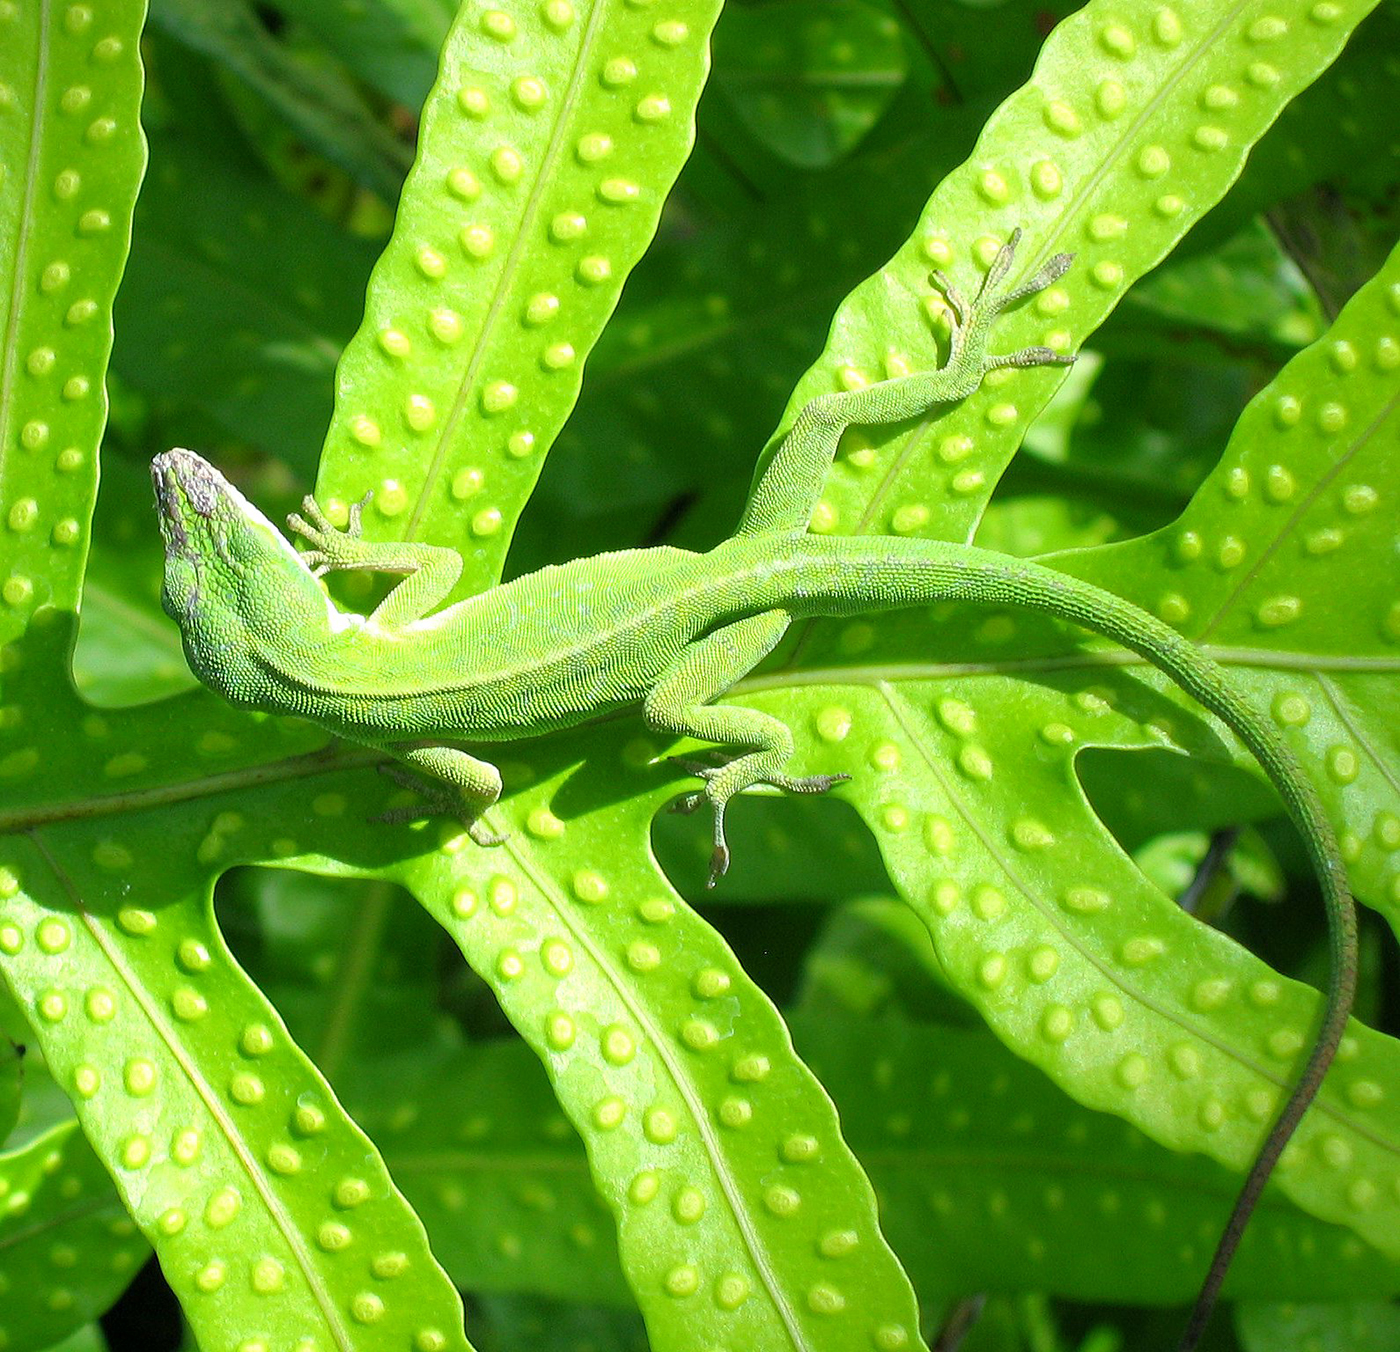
{"left": 982, "top": 556, "right": 1355, "bottom": 1352}
{"left": 801, "top": 535, "right": 1357, "bottom": 1350}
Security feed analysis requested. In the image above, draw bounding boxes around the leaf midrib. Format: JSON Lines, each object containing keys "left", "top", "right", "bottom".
{"left": 130, "top": 236, "right": 346, "bottom": 368}
{"left": 737, "top": 646, "right": 1400, "bottom": 694}
{"left": 4, "top": 641, "right": 1394, "bottom": 834}
{"left": 0, "top": 1190, "right": 124, "bottom": 1254}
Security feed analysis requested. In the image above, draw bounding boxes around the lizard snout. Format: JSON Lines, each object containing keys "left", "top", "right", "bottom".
{"left": 152, "top": 448, "right": 222, "bottom": 520}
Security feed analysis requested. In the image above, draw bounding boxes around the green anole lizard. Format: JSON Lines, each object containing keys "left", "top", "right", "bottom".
{"left": 152, "top": 232, "right": 1355, "bottom": 1352}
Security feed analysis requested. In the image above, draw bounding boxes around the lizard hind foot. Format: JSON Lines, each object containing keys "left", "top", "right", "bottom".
{"left": 667, "top": 755, "right": 852, "bottom": 885}
{"left": 979, "top": 234, "right": 1077, "bottom": 374}
{"left": 925, "top": 228, "right": 1075, "bottom": 377}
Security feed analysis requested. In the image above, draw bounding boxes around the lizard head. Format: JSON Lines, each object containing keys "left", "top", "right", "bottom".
{"left": 151, "top": 449, "right": 325, "bottom": 689}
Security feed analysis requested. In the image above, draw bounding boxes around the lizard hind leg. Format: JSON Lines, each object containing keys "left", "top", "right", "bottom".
{"left": 646, "top": 611, "right": 846, "bottom": 887}
{"left": 737, "top": 228, "right": 1075, "bottom": 539}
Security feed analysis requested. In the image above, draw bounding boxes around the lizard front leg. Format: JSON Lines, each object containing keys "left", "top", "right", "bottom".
{"left": 645, "top": 611, "right": 847, "bottom": 886}
{"left": 377, "top": 744, "right": 508, "bottom": 847}
{"left": 287, "top": 494, "right": 463, "bottom": 627}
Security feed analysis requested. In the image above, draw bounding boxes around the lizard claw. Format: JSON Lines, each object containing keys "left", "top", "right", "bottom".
{"left": 927, "top": 267, "right": 972, "bottom": 346}
{"left": 345, "top": 490, "right": 372, "bottom": 539}
{"left": 705, "top": 841, "right": 730, "bottom": 890}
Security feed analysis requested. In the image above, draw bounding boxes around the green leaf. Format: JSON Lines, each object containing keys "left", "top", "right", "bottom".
{"left": 358, "top": 1038, "right": 633, "bottom": 1307}
{"left": 796, "top": 897, "right": 979, "bottom": 1025}
{"left": 517, "top": 0, "right": 1081, "bottom": 567}
{"left": 39, "top": 1326, "right": 115, "bottom": 1352}
{"left": 316, "top": 0, "right": 728, "bottom": 596}
{"left": 711, "top": 0, "right": 908, "bottom": 169}
{"left": 1131, "top": 826, "right": 1284, "bottom": 906}
{"left": 1118, "top": 222, "right": 1321, "bottom": 349}
{"left": 521, "top": 111, "right": 980, "bottom": 564}
{"left": 1181, "top": 2, "right": 1400, "bottom": 261}
{"left": 371, "top": 1012, "right": 1400, "bottom": 1310}
{"left": 221, "top": 867, "right": 453, "bottom": 1075}
{"left": 267, "top": 0, "right": 451, "bottom": 107}
{"left": 637, "top": 0, "right": 1400, "bottom": 1277}
{"left": 894, "top": 0, "right": 1085, "bottom": 101}
{"left": 0, "top": 0, "right": 147, "bottom": 641}
{"left": 653, "top": 794, "right": 892, "bottom": 907}
{"left": 388, "top": 733, "right": 927, "bottom": 1352}
{"left": 1076, "top": 747, "right": 1280, "bottom": 853}
{"left": 472, "top": 1292, "right": 649, "bottom": 1352}
{"left": 1060, "top": 241, "right": 1400, "bottom": 918}
{"left": 7, "top": 0, "right": 1400, "bottom": 1346}
{"left": 728, "top": 639, "right": 1400, "bottom": 1256}
{"left": 0, "top": 14, "right": 478, "bottom": 1344}
{"left": 0, "top": 1119, "right": 147, "bottom": 1350}
{"left": 112, "top": 123, "right": 378, "bottom": 474}
{"left": 715, "top": 228, "right": 1400, "bottom": 1238}
{"left": 0, "top": 857, "right": 474, "bottom": 1352}
{"left": 797, "top": 1014, "right": 1400, "bottom": 1306}
{"left": 761, "top": 0, "right": 1381, "bottom": 545}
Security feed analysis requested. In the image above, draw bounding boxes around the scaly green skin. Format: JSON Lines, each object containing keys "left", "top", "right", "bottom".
{"left": 154, "top": 235, "right": 1356, "bottom": 1352}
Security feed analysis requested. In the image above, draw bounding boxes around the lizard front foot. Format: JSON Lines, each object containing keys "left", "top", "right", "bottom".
{"left": 287, "top": 491, "right": 373, "bottom": 576}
